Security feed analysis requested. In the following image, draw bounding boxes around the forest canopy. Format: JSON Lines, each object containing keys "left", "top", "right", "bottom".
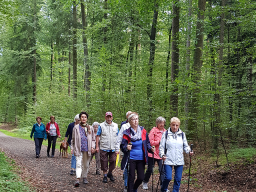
{"left": 0, "top": 0, "right": 256, "bottom": 152}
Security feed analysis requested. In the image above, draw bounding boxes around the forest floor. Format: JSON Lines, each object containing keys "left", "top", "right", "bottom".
{"left": 0, "top": 124, "right": 255, "bottom": 192}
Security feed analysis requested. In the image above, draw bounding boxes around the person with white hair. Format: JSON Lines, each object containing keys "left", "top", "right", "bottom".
{"left": 64, "top": 114, "right": 80, "bottom": 175}
{"left": 90, "top": 122, "right": 101, "bottom": 175}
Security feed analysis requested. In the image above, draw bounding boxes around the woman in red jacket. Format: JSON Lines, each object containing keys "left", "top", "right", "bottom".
{"left": 142, "top": 116, "right": 167, "bottom": 190}
{"left": 46, "top": 115, "right": 61, "bottom": 157}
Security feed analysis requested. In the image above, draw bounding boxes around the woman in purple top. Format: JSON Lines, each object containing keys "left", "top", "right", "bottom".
{"left": 71, "top": 112, "right": 96, "bottom": 187}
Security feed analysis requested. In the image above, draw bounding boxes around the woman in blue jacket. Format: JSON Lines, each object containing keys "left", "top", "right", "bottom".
{"left": 30, "top": 116, "right": 47, "bottom": 158}
{"left": 120, "top": 112, "right": 155, "bottom": 192}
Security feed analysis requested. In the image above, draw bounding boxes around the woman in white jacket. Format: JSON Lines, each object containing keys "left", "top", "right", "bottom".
{"left": 159, "top": 117, "right": 193, "bottom": 192}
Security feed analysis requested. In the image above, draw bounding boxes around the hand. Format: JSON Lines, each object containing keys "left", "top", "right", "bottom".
{"left": 115, "top": 150, "right": 120, "bottom": 154}
{"left": 58, "top": 135, "right": 61, "bottom": 138}
{"left": 71, "top": 149, "right": 73, "bottom": 154}
{"left": 189, "top": 151, "right": 194, "bottom": 156}
{"left": 30, "top": 136, "right": 32, "bottom": 139}
{"left": 127, "top": 144, "right": 132, "bottom": 151}
{"left": 96, "top": 147, "right": 99, "bottom": 153}
{"left": 151, "top": 146, "right": 155, "bottom": 153}
{"left": 162, "top": 155, "right": 167, "bottom": 161}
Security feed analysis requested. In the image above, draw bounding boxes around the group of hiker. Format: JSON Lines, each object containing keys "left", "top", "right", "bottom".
{"left": 30, "top": 111, "right": 193, "bottom": 192}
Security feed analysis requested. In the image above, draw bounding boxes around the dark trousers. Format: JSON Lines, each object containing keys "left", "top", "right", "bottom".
{"left": 34, "top": 138, "right": 43, "bottom": 156}
{"left": 143, "top": 157, "right": 165, "bottom": 185}
{"left": 128, "top": 159, "right": 145, "bottom": 192}
{"left": 100, "top": 150, "right": 116, "bottom": 173}
{"left": 47, "top": 135, "right": 57, "bottom": 156}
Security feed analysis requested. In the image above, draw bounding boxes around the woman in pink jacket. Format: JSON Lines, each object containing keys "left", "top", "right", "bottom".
{"left": 142, "top": 116, "right": 167, "bottom": 190}
{"left": 72, "top": 111, "right": 96, "bottom": 187}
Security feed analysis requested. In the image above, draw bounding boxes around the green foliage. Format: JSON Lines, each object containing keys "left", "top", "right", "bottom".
{"left": 0, "top": 0, "right": 256, "bottom": 154}
{"left": 0, "top": 152, "right": 33, "bottom": 192}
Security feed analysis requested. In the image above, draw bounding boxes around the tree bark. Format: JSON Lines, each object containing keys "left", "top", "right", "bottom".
{"left": 170, "top": 0, "right": 180, "bottom": 117}
{"left": 81, "top": 0, "right": 90, "bottom": 106}
{"left": 147, "top": 2, "right": 158, "bottom": 124}
{"left": 188, "top": 0, "right": 206, "bottom": 140}
{"left": 72, "top": 1, "right": 77, "bottom": 99}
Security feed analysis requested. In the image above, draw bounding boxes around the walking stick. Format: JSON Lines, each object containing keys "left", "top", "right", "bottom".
{"left": 187, "top": 144, "right": 193, "bottom": 192}
{"left": 152, "top": 146, "right": 155, "bottom": 192}
{"left": 127, "top": 142, "right": 132, "bottom": 190}
{"left": 156, "top": 160, "right": 164, "bottom": 192}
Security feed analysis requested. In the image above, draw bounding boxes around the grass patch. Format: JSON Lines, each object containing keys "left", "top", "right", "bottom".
{"left": 0, "top": 152, "right": 34, "bottom": 192}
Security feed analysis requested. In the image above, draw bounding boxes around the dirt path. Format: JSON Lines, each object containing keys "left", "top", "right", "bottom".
{"left": 1, "top": 125, "right": 255, "bottom": 192}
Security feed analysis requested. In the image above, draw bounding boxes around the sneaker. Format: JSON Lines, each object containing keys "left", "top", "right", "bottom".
{"left": 96, "top": 170, "right": 101, "bottom": 175}
{"left": 47, "top": 152, "right": 50, "bottom": 157}
{"left": 107, "top": 173, "right": 115, "bottom": 181}
{"left": 103, "top": 176, "right": 108, "bottom": 183}
{"left": 51, "top": 155, "right": 54, "bottom": 158}
{"left": 36, "top": 155, "right": 39, "bottom": 158}
{"left": 70, "top": 170, "right": 75, "bottom": 175}
{"left": 142, "top": 182, "right": 148, "bottom": 190}
{"left": 83, "top": 178, "right": 89, "bottom": 184}
{"left": 74, "top": 180, "right": 80, "bottom": 187}
{"left": 123, "top": 186, "right": 128, "bottom": 192}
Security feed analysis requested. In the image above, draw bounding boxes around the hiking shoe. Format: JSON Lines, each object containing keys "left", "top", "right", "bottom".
{"left": 96, "top": 170, "right": 101, "bottom": 175}
{"left": 70, "top": 170, "right": 75, "bottom": 175}
{"left": 74, "top": 180, "right": 80, "bottom": 187}
{"left": 107, "top": 173, "right": 115, "bottom": 181}
{"left": 103, "top": 176, "right": 108, "bottom": 183}
{"left": 83, "top": 178, "right": 89, "bottom": 184}
{"left": 142, "top": 181, "right": 148, "bottom": 189}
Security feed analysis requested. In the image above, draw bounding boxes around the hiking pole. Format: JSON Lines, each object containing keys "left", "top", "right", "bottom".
{"left": 187, "top": 144, "right": 193, "bottom": 192}
{"left": 127, "top": 142, "right": 132, "bottom": 191}
{"left": 156, "top": 160, "right": 164, "bottom": 192}
{"left": 152, "top": 146, "right": 155, "bottom": 192}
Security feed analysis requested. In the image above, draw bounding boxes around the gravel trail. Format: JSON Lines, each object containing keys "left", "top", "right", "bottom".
{"left": 0, "top": 131, "right": 127, "bottom": 192}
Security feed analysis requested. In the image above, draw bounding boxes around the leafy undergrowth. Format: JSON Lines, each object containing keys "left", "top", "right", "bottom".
{"left": 0, "top": 152, "right": 33, "bottom": 192}
{"left": 182, "top": 148, "right": 256, "bottom": 192}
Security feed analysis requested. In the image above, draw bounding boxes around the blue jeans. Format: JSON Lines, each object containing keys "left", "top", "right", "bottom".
{"left": 124, "top": 167, "right": 128, "bottom": 187}
{"left": 71, "top": 153, "right": 76, "bottom": 169}
{"left": 161, "top": 165, "right": 183, "bottom": 192}
{"left": 34, "top": 138, "right": 43, "bottom": 156}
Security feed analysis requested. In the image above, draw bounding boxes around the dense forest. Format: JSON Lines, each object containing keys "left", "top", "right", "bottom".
{"left": 0, "top": 0, "right": 255, "bottom": 154}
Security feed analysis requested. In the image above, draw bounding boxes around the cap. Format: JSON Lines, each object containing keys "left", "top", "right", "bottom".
{"left": 105, "top": 112, "right": 113, "bottom": 117}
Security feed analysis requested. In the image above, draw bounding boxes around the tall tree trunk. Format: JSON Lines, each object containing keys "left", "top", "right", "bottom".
{"left": 170, "top": 0, "right": 180, "bottom": 117}
{"left": 213, "top": 0, "right": 226, "bottom": 150}
{"left": 68, "top": 46, "right": 71, "bottom": 97}
{"left": 32, "top": 0, "right": 37, "bottom": 104}
{"left": 81, "top": 1, "right": 90, "bottom": 106}
{"left": 184, "top": 0, "right": 192, "bottom": 130}
{"left": 188, "top": 0, "right": 206, "bottom": 140}
{"left": 165, "top": 24, "right": 172, "bottom": 111}
{"left": 147, "top": 2, "right": 158, "bottom": 124}
{"left": 73, "top": 1, "right": 77, "bottom": 99}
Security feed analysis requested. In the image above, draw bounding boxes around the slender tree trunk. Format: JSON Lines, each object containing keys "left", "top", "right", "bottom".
{"left": 32, "top": 0, "right": 37, "bottom": 104}
{"left": 73, "top": 1, "right": 77, "bottom": 99}
{"left": 188, "top": 0, "right": 206, "bottom": 140}
{"left": 68, "top": 46, "right": 71, "bottom": 97}
{"left": 147, "top": 2, "right": 158, "bottom": 124}
{"left": 184, "top": 0, "right": 192, "bottom": 130}
{"left": 165, "top": 24, "right": 172, "bottom": 111}
{"left": 81, "top": 0, "right": 90, "bottom": 106}
{"left": 170, "top": 0, "right": 180, "bottom": 117}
